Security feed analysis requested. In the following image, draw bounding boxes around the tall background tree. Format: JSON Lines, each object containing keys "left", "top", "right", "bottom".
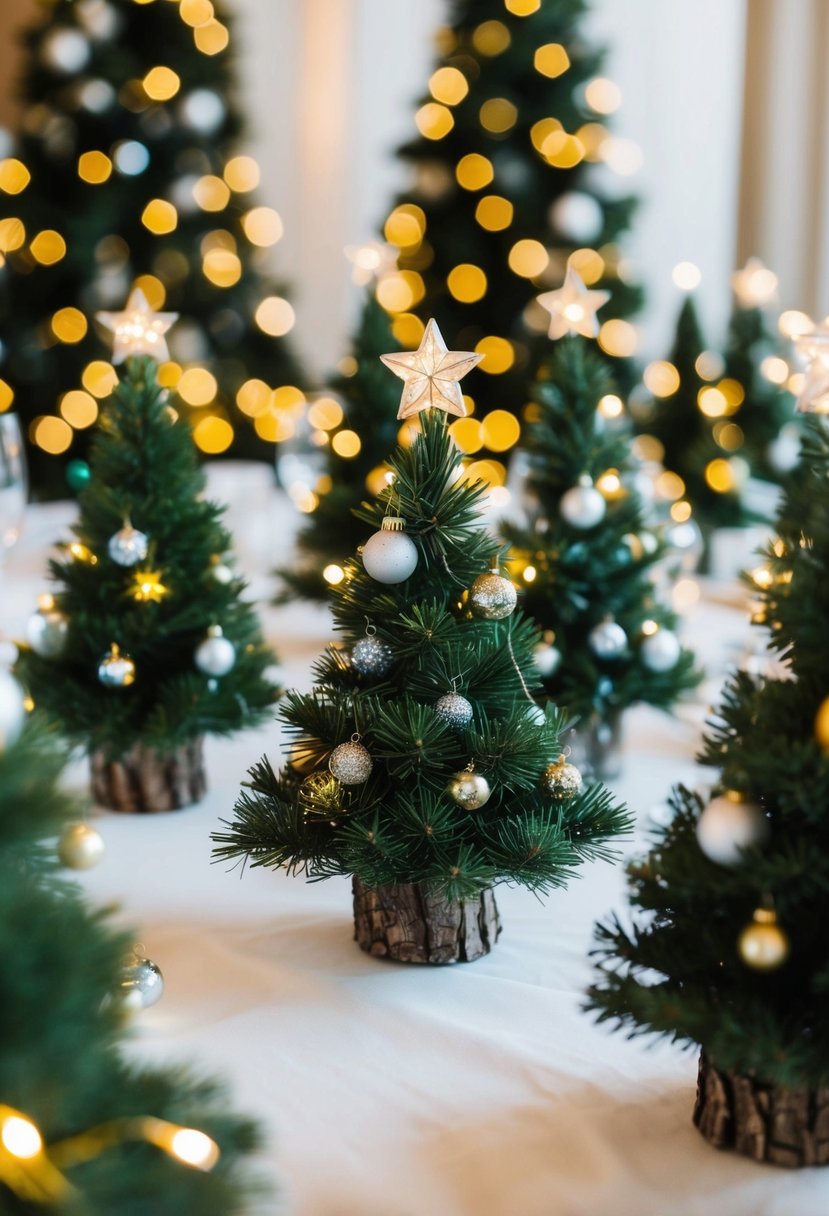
{"left": 0, "top": 0, "right": 303, "bottom": 497}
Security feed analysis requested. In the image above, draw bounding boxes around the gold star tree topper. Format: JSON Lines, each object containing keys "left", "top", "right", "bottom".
{"left": 380, "top": 318, "right": 483, "bottom": 419}
{"left": 794, "top": 326, "right": 829, "bottom": 414}
{"left": 97, "top": 288, "right": 178, "bottom": 363}
{"left": 731, "top": 257, "right": 778, "bottom": 310}
{"left": 537, "top": 266, "right": 610, "bottom": 340}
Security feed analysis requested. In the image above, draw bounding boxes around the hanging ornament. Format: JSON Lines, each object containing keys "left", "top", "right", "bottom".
{"left": 120, "top": 951, "right": 164, "bottom": 1009}
{"left": 97, "top": 644, "right": 136, "bottom": 689}
{"left": 696, "top": 791, "right": 769, "bottom": 866}
{"left": 589, "top": 618, "right": 628, "bottom": 660}
{"left": 361, "top": 517, "right": 419, "bottom": 584}
{"left": 194, "top": 626, "right": 236, "bottom": 677}
{"left": 328, "top": 736, "right": 373, "bottom": 785}
{"left": 534, "top": 640, "right": 562, "bottom": 677}
{"left": 447, "top": 765, "right": 491, "bottom": 811}
{"left": 526, "top": 702, "right": 547, "bottom": 726}
{"left": 640, "top": 627, "right": 682, "bottom": 673}
{"left": 738, "top": 907, "right": 790, "bottom": 971}
{"left": 434, "top": 692, "right": 474, "bottom": 728}
{"left": 107, "top": 525, "right": 149, "bottom": 567}
{"left": 560, "top": 475, "right": 607, "bottom": 530}
{"left": 548, "top": 191, "right": 604, "bottom": 244}
{"left": 351, "top": 627, "right": 393, "bottom": 677}
{"left": 540, "top": 755, "right": 584, "bottom": 801}
{"left": 210, "top": 560, "right": 234, "bottom": 586}
{"left": 41, "top": 27, "right": 90, "bottom": 74}
{"left": 65, "top": 459, "right": 91, "bottom": 492}
{"left": 469, "top": 568, "right": 517, "bottom": 620}
{"left": 0, "top": 669, "right": 26, "bottom": 751}
{"left": 26, "top": 599, "right": 69, "bottom": 658}
{"left": 58, "top": 822, "right": 105, "bottom": 870}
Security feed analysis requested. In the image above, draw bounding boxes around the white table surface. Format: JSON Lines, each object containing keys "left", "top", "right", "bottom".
{"left": 3, "top": 473, "right": 827, "bottom": 1216}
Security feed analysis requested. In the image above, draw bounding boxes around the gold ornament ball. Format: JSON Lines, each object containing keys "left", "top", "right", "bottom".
{"left": 738, "top": 910, "right": 790, "bottom": 971}
{"left": 447, "top": 769, "right": 491, "bottom": 810}
{"left": 815, "top": 696, "right": 829, "bottom": 752}
{"left": 540, "top": 758, "right": 583, "bottom": 801}
{"left": 469, "top": 572, "right": 517, "bottom": 621}
{"left": 58, "top": 822, "right": 105, "bottom": 869}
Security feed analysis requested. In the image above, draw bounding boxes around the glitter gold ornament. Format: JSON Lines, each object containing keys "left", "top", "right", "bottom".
{"left": 58, "top": 822, "right": 105, "bottom": 869}
{"left": 447, "top": 766, "right": 491, "bottom": 810}
{"left": 97, "top": 643, "right": 136, "bottom": 688}
{"left": 107, "top": 524, "right": 149, "bottom": 567}
{"left": 329, "top": 737, "right": 373, "bottom": 785}
{"left": 540, "top": 755, "right": 584, "bottom": 801}
{"left": 738, "top": 907, "right": 790, "bottom": 971}
{"left": 361, "top": 517, "right": 419, "bottom": 584}
{"left": 469, "top": 569, "right": 517, "bottom": 620}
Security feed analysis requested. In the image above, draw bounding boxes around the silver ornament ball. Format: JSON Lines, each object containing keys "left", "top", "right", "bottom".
{"left": 540, "top": 758, "right": 584, "bottom": 801}
{"left": 640, "top": 629, "right": 682, "bottom": 673}
{"left": 560, "top": 478, "right": 607, "bottom": 530}
{"left": 589, "top": 619, "right": 627, "bottom": 660}
{"left": 447, "top": 769, "right": 491, "bottom": 810}
{"left": 0, "top": 670, "right": 26, "bottom": 751}
{"left": 696, "top": 792, "right": 769, "bottom": 866}
{"left": 58, "top": 822, "right": 105, "bottom": 870}
{"left": 120, "top": 955, "right": 164, "bottom": 1009}
{"left": 329, "top": 740, "right": 373, "bottom": 785}
{"left": 361, "top": 518, "right": 419, "bottom": 584}
{"left": 107, "top": 525, "right": 149, "bottom": 567}
{"left": 97, "top": 646, "right": 136, "bottom": 688}
{"left": 211, "top": 562, "right": 234, "bottom": 585}
{"left": 351, "top": 635, "right": 394, "bottom": 677}
{"left": 26, "top": 607, "right": 69, "bottom": 658}
{"left": 469, "top": 571, "right": 517, "bottom": 620}
{"left": 534, "top": 641, "right": 562, "bottom": 677}
{"left": 195, "top": 626, "right": 236, "bottom": 677}
{"left": 434, "top": 692, "right": 474, "bottom": 728}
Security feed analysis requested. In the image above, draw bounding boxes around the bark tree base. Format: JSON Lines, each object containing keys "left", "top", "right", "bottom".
{"left": 90, "top": 737, "right": 207, "bottom": 813}
{"left": 693, "top": 1051, "right": 829, "bottom": 1167}
{"left": 352, "top": 877, "right": 500, "bottom": 965}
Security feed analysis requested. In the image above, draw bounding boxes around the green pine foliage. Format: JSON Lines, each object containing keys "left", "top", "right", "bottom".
{"left": 1, "top": 0, "right": 303, "bottom": 498}
{"left": 0, "top": 720, "right": 263, "bottom": 1214}
{"left": 16, "top": 356, "right": 276, "bottom": 760}
{"left": 215, "top": 409, "right": 630, "bottom": 899}
{"left": 502, "top": 337, "right": 699, "bottom": 724}
{"left": 588, "top": 419, "right": 829, "bottom": 1088}
{"left": 277, "top": 299, "right": 402, "bottom": 601}
{"left": 388, "top": 0, "right": 642, "bottom": 412}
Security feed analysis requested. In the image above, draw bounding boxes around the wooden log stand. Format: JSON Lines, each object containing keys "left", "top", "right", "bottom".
{"left": 90, "top": 737, "right": 207, "bottom": 813}
{"left": 352, "top": 876, "right": 500, "bottom": 964}
{"left": 694, "top": 1051, "right": 829, "bottom": 1167}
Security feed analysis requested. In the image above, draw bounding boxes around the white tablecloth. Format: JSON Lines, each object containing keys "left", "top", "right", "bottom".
{"left": 4, "top": 476, "right": 827, "bottom": 1216}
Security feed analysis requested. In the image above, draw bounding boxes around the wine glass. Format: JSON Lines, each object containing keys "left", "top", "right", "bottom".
{"left": 0, "top": 414, "right": 27, "bottom": 565}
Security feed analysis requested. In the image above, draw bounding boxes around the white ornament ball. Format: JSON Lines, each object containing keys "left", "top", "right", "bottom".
{"left": 589, "top": 619, "right": 628, "bottom": 660}
{"left": 210, "top": 562, "right": 234, "bottom": 585}
{"left": 767, "top": 423, "right": 801, "bottom": 474}
{"left": 447, "top": 769, "right": 491, "bottom": 810}
{"left": 107, "top": 526, "right": 149, "bottom": 567}
{"left": 361, "top": 520, "right": 419, "bottom": 584}
{"left": 534, "top": 641, "right": 562, "bottom": 677}
{"left": 469, "top": 571, "right": 517, "bottom": 620}
{"left": 549, "top": 191, "right": 604, "bottom": 244}
{"left": 328, "top": 740, "right": 373, "bottom": 785}
{"left": 179, "top": 89, "right": 226, "bottom": 134}
{"left": 0, "top": 670, "right": 26, "bottom": 751}
{"left": 120, "top": 955, "right": 164, "bottom": 1009}
{"left": 58, "top": 822, "right": 105, "bottom": 870}
{"left": 525, "top": 703, "right": 547, "bottom": 726}
{"left": 434, "top": 692, "right": 474, "bottom": 728}
{"left": 560, "top": 478, "right": 607, "bottom": 530}
{"left": 696, "top": 793, "right": 769, "bottom": 866}
{"left": 195, "top": 626, "right": 236, "bottom": 677}
{"left": 41, "top": 27, "right": 91, "bottom": 74}
{"left": 26, "top": 607, "right": 69, "bottom": 659}
{"left": 640, "top": 629, "right": 682, "bottom": 673}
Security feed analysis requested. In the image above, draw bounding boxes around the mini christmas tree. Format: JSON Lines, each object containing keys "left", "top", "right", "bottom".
{"left": 16, "top": 294, "right": 276, "bottom": 812}
{"left": 587, "top": 387, "right": 829, "bottom": 1165}
{"left": 0, "top": 0, "right": 303, "bottom": 498}
{"left": 0, "top": 695, "right": 264, "bottom": 1212}
{"left": 214, "top": 320, "right": 630, "bottom": 964}
{"left": 501, "top": 280, "right": 698, "bottom": 775}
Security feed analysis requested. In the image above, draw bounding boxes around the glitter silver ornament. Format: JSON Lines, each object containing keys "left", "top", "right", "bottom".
{"left": 534, "top": 641, "right": 562, "bottom": 677}
{"left": 194, "top": 626, "right": 236, "bottom": 677}
{"left": 640, "top": 629, "right": 681, "bottom": 672}
{"left": 352, "top": 635, "right": 393, "bottom": 677}
{"left": 361, "top": 517, "right": 419, "bottom": 584}
{"left": 696, "top": 792, "right": 769, "bottom": 866}
{"left": 26, "top": 606, "right": 69, "bottom": 658}
{"left": 329, "top": 740, "right": 373, "bottom": 785}
{"left": 434, "top": 692, "right": 474, "bottom": 727}
{"left": 107, "top": 525, "right": 149, "bottom": 567}
{"left": 540, "top": 757, "right": 584, "bottom": 801}
{"left": 588, "top": 619, "right": 627, "bottom": 660}
{"left": 447, "top": 769, "right": 491, "bottom": 810}
{"left": 469, "top": 571, "right": 517, "bottom": 620}
{"left": 120, "top": 954, "right": 164, "bottom": 1009}
{"left": 0, "top": 670, "right": 26, "bottom": 751}
{"left": 58, "top": 822, "right": 105, "bottom": 869}
{"left": 559, "top": 476, "right": 607, "bottom": 530}
{"left": 97, "top": 644, "right": 136, "bottom": 688}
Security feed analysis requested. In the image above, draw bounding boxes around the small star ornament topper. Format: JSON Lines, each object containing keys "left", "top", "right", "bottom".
{"left": 97, "top": 288, "right": 178, "bottom": 363}
{"left": 380, "top": 318, "right": 482, "bottom": 419}
{"left": 794, "top": 326, "right": 829, "bottom": 414}
{"left": 731, "top": 257, "right": 778, "bottom": 310}
{"left": 538, "top": 266, "right": 609, "bottom": 340}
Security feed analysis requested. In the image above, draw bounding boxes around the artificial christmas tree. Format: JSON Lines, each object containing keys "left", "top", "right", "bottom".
{"left": 0, "top": 0, "right": 303, "bottom": 498}
{"left": 16, "top": 294, "right": 276, "bottom": 812}
{"left": 0, "top": 701, "right": 263, "bottom": 1212}
{"left": 588, "top": 399, "right": 829, "bottom": 1165}
{"left": 214, "top": 320, "right": 630, "bottom": 964}
{"left": 501, "top": 284, "right": 698, "bottom": 776}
